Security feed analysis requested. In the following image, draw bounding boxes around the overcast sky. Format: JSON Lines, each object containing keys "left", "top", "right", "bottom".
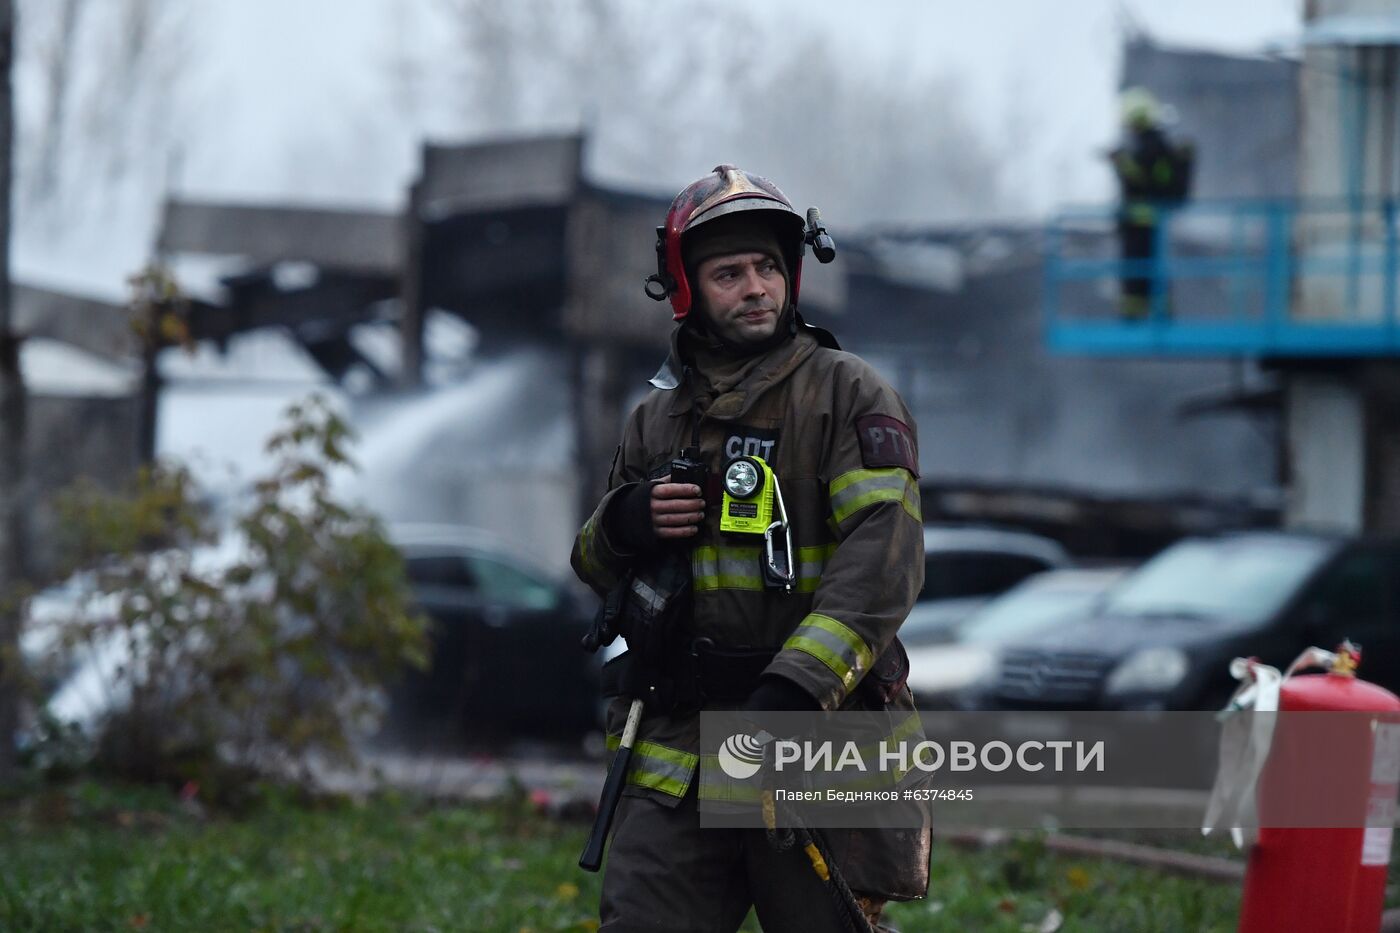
{"left": 182, "top": 0, "right": 1301, "bottom": 201}
{"left": 15, "top": 0, "right": 1304, "bottom": 297}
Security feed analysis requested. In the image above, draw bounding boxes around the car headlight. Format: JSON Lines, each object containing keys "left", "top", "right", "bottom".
{"left": 1105, "top": 647, "right": 1189, "bottom": 695}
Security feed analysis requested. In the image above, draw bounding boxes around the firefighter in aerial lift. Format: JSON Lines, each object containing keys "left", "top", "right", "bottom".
{"left": 1109, "top": 86, "right": 1195, "bottom": 320}
{"left": 572, "top": 164, "right": 928, "bottom": 932}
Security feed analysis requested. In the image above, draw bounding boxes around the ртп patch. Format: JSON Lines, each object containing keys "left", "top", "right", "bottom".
{"left": 856, "top": 414, "right": 919, "bottom": 476}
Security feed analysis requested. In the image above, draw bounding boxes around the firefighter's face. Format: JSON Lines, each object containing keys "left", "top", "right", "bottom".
{"left": 693, "top": 251, "right": 786, "bottom": 346}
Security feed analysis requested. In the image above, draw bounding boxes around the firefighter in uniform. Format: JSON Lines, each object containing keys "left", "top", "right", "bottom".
{"left": 572, "top": 165, "right": 930, "bottom": 933}
{"left": 1109, "top": 87, "right": 1195, "bottom": 320}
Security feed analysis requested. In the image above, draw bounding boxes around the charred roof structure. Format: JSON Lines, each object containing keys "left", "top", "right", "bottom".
{"left": 155, "top": 134, "right": 855, "bottom": 510}
{"left": 155, "top": 199, "right": 402, "bottom": 380}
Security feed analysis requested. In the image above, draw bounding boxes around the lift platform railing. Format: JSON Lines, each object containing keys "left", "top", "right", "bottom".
{"left": 1045, "top": 197, "right": 1400, "bottom": 356}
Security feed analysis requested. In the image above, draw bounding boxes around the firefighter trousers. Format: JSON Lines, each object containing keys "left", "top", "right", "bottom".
{"left": 599, "top": 782, "right": 890, "bottom": 933}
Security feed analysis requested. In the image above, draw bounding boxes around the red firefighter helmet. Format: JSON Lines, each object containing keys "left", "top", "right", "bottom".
{"left": 644, "top": 164, "right": 835, "bottom": 322}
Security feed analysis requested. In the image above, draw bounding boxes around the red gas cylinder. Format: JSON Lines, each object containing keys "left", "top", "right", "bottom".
{"left": 1238, "top": 647, "right": 1400, "bottom": 933}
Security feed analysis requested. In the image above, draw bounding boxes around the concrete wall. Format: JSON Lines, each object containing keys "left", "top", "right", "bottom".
{"left": 1284, "top": 375, "right": 1366, "bottom": 531}
{"left": 25, "top": 394, "right": 145, "bottom": 580}
{"left": 1281, "top": 1, "right": 1400, "bottom": 536}
{"left": 1123, "top": 39, "right": 1299, "bottom": 201}
{"left": 1281, "top": 363, "right": 1400, "bottom": 535}
{"left": 1296, "top": 1, "right": 1400, "bottom": 322}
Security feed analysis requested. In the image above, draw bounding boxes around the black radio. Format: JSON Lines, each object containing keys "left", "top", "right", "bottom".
{"left": 669, "top": 446, "right": 710, "bottom": 507}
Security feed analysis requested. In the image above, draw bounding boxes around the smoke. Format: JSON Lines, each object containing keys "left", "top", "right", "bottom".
{"left": 432, "top": 0, "right": 1007, "bottom": 226}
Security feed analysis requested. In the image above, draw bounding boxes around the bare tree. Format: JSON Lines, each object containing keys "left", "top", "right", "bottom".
{"left": 442, "top": 0, "right": 531, "bottom": 132}
{"left": 85, "top": 0, "right": 187, "bottom": 185}
{"left": 728, "top": 31, "right": 1005, "bottom": 227}
{"left": 17, "top": 0, "right": 189, "bottom": 227}
{"left": 441, "top": 0, "right": 623, "bottom": 134}
{"left": 29, "top": 0, "right": 82, "bottom": 206}
{"left": 0, "top": 0, "right": 23, "bottom": 778}
{"left": 432, "top": 1, "right": 1002, "bottom": 225}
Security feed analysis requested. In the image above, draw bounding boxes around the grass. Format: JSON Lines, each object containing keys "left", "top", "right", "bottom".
{"left": 1, "top": 780, "right": 604, "bottom": 932}
{"left": 0, "top": 779, "right": 1254, "bottom": 932}
{"left": 892, "top": 832, "right": 1240, "bottom": 933}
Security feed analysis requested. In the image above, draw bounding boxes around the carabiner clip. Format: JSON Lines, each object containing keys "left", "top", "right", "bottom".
{"left": 762, "top": 474, "right": 796, "bottom": 593}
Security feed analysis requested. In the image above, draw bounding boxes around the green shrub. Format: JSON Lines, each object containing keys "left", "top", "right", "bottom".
{"left": 38, "top": 395, "right": 429, "bottom": 798}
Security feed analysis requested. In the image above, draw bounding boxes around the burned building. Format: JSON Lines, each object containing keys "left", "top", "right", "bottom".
{"left": 146, "top": 129, "right": 1284, "bottom": 569}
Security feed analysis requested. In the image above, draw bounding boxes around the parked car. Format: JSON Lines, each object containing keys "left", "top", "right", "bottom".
{"left": 906, "top": 567, "right": 1129, "bottom": 710}
{"left": 988, "top": 531, "right": 1400, "bottom": 710}
{"left": 901, "top": 525, "right": 1072, "bottom": 646}
{"left": 384, "top": 525, "right": 599, "bottom": 742}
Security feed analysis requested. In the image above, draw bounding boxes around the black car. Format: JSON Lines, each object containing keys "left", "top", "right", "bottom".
{"left": 987, "top": 532, "right": 1400, "bottom": 711}
{"left": 387, "top": 525, "right": 599, "bottom": 742}
{"left": 906, "top": 567, "right": 1129, "bottom": 710}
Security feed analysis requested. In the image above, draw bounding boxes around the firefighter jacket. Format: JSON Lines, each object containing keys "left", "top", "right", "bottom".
{"left": 1110, "top": 126, "right": 1195, "bottom": 225}
{"left": 572, "top": 325, "right": 930, "bottom": 899}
